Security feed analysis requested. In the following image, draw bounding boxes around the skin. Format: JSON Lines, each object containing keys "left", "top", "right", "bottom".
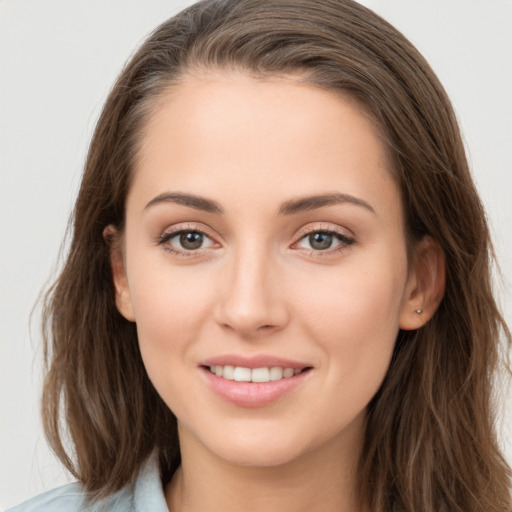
{"left": 109, "top": 71, "right": 444, "bottom": 512}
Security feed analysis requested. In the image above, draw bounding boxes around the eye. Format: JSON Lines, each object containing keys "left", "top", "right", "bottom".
{"left": 295, "top": 229, "right": 355, "bottom": 253}
{"left": 159, "top": 229, "right": 215, "bottom": 254}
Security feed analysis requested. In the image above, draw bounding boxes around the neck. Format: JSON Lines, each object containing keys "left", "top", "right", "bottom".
{"left": 165, "top": 417, "right": 364, "bottom": 512}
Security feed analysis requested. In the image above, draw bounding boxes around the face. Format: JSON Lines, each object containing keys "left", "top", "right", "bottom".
{"left": 111, "top": 72, "right": 429, "bottom": 469}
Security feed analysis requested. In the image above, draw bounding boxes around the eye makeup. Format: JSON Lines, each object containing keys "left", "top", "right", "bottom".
{"left": 155, "top": 223, "right": 219, "bottom": 258}
{"left": 292, "top": 228, "right": 355, "bottom": 258}
{"left": 154, "top": 221, "right": 356, "bottom": 259}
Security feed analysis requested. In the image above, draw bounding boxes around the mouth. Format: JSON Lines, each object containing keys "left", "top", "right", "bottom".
{"left": 199, "top": 356, "right": 313, "bottom": 407}
{"left": 203, "top": 365, "right": 311, "bottom": 383}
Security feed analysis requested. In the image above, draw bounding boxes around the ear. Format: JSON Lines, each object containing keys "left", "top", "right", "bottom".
{"left": 103, "top": 225, "right": 136, "bottom": 322}
{"left": 399, "top": 236, "right": 445, "bottom": 330}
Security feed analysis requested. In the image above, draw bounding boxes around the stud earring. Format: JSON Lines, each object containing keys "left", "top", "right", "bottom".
{"left": 415, "top": 308, "right": 423, "bottom": 314}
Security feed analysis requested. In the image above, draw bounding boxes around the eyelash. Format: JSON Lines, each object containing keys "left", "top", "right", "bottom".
{"left": 293, "top": 227, "right": 355, "bottom": 257}
{"left": 156, "top": 224, "right": 356, "bottom": 258}
{"left": 156, "top": 224, "right": 215, "bottom": 258}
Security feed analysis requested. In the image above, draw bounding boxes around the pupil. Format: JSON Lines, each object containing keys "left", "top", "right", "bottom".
{"left": 309, "top": 232, "right": 332, "bottom": 250}
{"left": 180, "top": 232, "right": 203, "bottom": 250}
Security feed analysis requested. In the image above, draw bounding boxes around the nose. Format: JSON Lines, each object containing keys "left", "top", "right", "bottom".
{"left": 214, "top": 245, "right": 290, "bottom": 339}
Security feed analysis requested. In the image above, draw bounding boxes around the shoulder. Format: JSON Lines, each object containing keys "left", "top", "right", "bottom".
{"left": 6, "top": 451, "right": 168, "bottom": 512}
{"left": 6, "top": 482, "right": 92, "bottom": 512}
{"left": 6, "top": 481, "right": 135, "bottom": 512}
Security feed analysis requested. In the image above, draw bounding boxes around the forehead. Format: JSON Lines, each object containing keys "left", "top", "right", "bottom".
{"left": 130, "top": 72, "right": 400, "bottom": 222}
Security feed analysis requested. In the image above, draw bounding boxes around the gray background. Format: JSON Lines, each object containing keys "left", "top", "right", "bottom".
{"left": 1, "top": 0, "right": 511, "bottom": 508}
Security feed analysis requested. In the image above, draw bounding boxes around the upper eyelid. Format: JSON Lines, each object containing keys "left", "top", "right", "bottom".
{"left": 160, "top": 223, "right": 216, "bottom": 238}
{"left": 294, "top": 222, "right": 354, "bottom": 239}
{"left": 159, "top": 224, "right": 351, "bottom": 237}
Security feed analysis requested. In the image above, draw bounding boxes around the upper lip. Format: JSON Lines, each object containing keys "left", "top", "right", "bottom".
{"left": 200, "top": 354, "right": 311, "bottom": 370}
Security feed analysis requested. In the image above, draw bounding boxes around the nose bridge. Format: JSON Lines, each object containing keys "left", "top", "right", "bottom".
{"left": 216, "top": 238, "right": 288, "bottom": 337}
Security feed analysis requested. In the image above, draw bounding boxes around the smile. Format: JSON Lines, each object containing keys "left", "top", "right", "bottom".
{"left": 200, "top": 357, "right": 312, "bottom": 407}
{"left": 208, "top": 365, "right": 303, "bottom": 382}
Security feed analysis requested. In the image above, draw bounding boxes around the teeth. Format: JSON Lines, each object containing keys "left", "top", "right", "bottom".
{"left": 283, "top": 368, "right": 294, "bottom": 378}
{"left": 209, "top": 365, "right": 303, "bottom": 383}
{"left": 233, "top": 367, "right": 251, "bottom": 382}
{"left": 269, "top": 367, "right": 283, "bottom": 381}
{"left": 222, "top": 365, "right": 235, "bottom": 380}
{"left": 251, "top": 367, "right": 270, "bottom": 383}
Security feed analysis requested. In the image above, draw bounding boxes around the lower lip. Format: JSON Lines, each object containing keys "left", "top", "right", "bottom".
{"left": 200, "top": 367, "right": 311, "bottom": 408}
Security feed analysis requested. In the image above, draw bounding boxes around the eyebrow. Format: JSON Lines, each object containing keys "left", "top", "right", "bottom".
{"left": 144, "top": 191, "right": 375, "bottom": 216}
{"left": 278, "top": 193, "right": 376, "bottom": 216}
{"left": 144, "top": 192, "right": 223, "bottom": 214}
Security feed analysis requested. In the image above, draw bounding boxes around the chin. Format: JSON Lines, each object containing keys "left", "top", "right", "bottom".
{"left": 196, "top": 422, "right": 326, "bottom": 469}
{"left": 214, "top": 441, "right": 305, "bottom": 468}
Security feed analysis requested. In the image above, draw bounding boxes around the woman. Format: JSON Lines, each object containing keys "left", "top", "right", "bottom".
{"left": 8, "top": 0, "right": 511, "bottom": 510}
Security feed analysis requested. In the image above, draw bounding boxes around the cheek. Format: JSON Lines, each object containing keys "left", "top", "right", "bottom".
{"left": 127, "top": 268, "right": 215, "bottom": 420}
{"left": 298, "top": 254, "right": 406, "bottom": 335}
{"left": 125, "top": 251, "right": 217, "bottom": 379}
{"left": 293, "top": 251, "right": 407, "bottom": 391}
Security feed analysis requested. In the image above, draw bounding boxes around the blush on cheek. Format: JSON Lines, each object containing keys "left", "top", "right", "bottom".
{"left": 132, "top": 268, "right": 212, "bottom": 326}
{"left": 302, "top": 270, "right": 401, "bottom": 383}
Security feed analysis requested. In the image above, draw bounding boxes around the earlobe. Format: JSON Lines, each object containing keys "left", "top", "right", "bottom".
{"left": 399, "top": 236, "right": 445, "bottom": 331}
{"left": 103, "top": 225, "right": 136, "bottom": 322}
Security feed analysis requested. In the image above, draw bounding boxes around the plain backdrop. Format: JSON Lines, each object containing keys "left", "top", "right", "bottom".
{"left": 1, "top": 0, "right": 511, "bottom": 508}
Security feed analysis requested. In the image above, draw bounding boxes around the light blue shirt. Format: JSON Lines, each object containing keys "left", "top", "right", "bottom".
{"left": 7, "top": 452, "right": 169, "bottom": 512}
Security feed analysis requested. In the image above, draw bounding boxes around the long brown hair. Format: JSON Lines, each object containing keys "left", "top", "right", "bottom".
{"left": 42, "top": 1, "right": 511, "bottom": 510}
